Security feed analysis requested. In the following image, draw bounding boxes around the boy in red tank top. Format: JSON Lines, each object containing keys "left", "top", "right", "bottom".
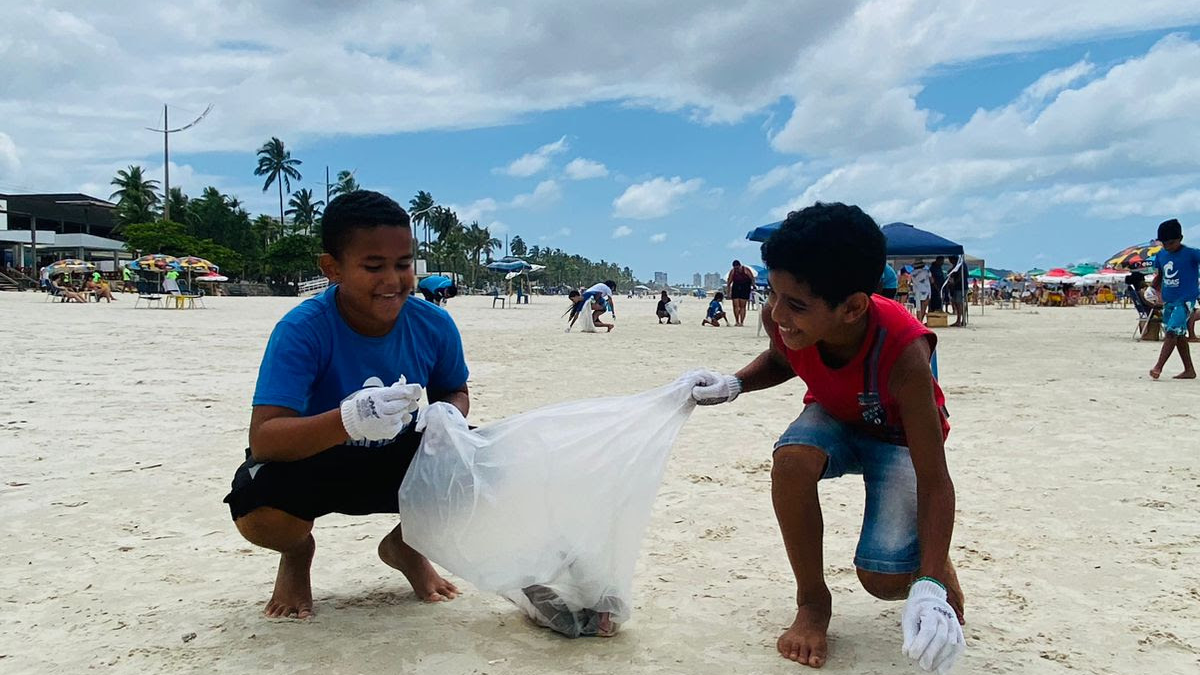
{"left": 679, "top": 203, "right": 965, "bottom": 673}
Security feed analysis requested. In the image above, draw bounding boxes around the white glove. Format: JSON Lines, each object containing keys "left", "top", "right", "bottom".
{"left": 902, "top": 579, "right": 965, "bottom": 674}
{"left": 677, "top": 369, "right": 742, "bottom": 405}
{"left": 339, "top": 377, "right": 423, "bottom": 442}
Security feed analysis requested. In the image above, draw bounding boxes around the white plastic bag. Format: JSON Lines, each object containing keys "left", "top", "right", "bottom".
{"left": 665, "top": 301, "right": 681, "bottom": 324}
{"left": 399, "top": 382, "right": 695, "bottom": 637}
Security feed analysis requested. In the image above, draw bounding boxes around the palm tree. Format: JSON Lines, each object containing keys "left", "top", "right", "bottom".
{"left": 409, "top": 191, "right": 435, "bottom": 253}
{"left": 109, "top": 165, "right": 161, "bottom": 228}
{"left": 254, "top": 137, "right": 303, "bottom": 231}
{"left": 286, "top": 188, "right": 324, "bottom": 235}
{"left": 252, "top": 214, "right": 283, "bottom": 249}
{"left": 329, "top": 170, "right": 360, "bottom": 197}
{"left": 429, "top": 205, "right": 461, "bottom": 242}
{"left": 462, "top": 221, "right": 501, "bottom": 287}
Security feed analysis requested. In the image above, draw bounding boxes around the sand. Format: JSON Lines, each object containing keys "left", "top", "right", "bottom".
{"left": 0, "top": 291, "right": 1197, "bottom": 674}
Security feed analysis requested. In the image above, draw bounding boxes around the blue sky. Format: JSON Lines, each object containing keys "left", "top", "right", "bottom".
{"left": 2, "top": 2, "right": 1199, "bottom": 282}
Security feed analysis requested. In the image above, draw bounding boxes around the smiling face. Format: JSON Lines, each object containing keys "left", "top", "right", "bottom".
{"left": 319, "top": 225, "right": 415, "bottom": 336}
{"left": 768, "top": 269, "right": 869, "bottom": 351}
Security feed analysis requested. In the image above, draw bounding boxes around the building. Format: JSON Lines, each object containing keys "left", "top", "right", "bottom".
{"left": 0, "top": 193, "right": 127, "bottom": 271}
{"left": 703, "top": 272, "right": 722, "bottom": 290}
{"left": 692, "top": 272, "right": 701, "bottom": 286}
{"left": 653, "top": 271, "right": 668, "bottom": 286}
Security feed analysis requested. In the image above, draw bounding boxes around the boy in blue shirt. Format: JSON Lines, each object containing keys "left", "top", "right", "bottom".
{"left": 702, "top": 292, "right": 729, "bottom": 326}
{"left": 223, "top": 191, "right": 471, "bottom": 619}
{"left": 1149, "top": 218, "right": 1200, "bottom": 379}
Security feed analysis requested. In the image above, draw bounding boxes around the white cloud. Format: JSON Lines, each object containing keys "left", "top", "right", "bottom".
{"left": 564, "top": 157, "right": 609, "bottom": 180}
{"left": 1020, "top": 59, "right": 1096, "bottom": 104}
{"left": 612, "top": 225, "right": 633, "bottom": 238}
{"left": 510, "top": 180, "right": 562, "bottom": 208}
{"left": 747, "top": 162, "right": 805, "bottom": 195}
{"left": 649, "top": 232, "right": 667, "bottom": 243}
{"left": 495, "top": 137, "right": 569, "bottom": 177}
{"left": 447, "top": 197, "right": 499, "bottom": 224}
{"left": 0, "top": 132, "right": 21, "bottom": 179}
{"left": 487, "top": 220, "right": 509, "bottom": 235}
{"left": 538, "top": 226, "right": 572, "bottom": 242}
{"left": 613, "top": 176, "right": 704, "bottom": 219}
{"left": 727, "top": 237, "right": 756, "bottom": 250}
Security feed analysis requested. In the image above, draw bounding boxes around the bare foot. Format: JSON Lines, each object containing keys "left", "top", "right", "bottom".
{"left": 777, "top": 594, "right": 832, "bottom": 668}
{"left": 265, "top": 535, "right": 315, "bottom": 619}
{"left": 379, "top": 528, "right": 459, "bottom": 602}
{"left": 1173, "top": 370, "right": 1197, "bottom": 379}
{"left": 1150, "top": 367, "right": 1162, "bottom": 380}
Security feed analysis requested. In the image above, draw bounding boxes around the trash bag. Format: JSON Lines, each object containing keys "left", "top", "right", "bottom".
{"left": 399, "top": 381, "right": 695, "bottom": 637}
{"left": 665, "top": 301, "right": 681, "bottom": 324}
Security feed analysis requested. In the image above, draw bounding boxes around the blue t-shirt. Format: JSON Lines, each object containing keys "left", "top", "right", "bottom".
{"left": 253, "top": 286, "right": 470, "bottom": 422}
{"left": 707, "top": 300, "right": 722, "bottom": 318}
{"left": 880, "top": 263, "right": 898, "bottom": 290}
{"left": 418, "top": 275, "right": 453, "bottom": 293}
{"left": 1154, "top": 245, "right": 1200, "bottom": 303}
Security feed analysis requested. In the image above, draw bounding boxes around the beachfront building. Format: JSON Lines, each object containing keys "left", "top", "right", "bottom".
{"left": 0, "top": 193, "right": 129, "bottom": 274}
{"left": 703, "top": 272, "right": 722, "bottom": 290}
{"left": 654, "top": 271, "right": 668, "bottom": 286}
{"left": 692, "top": 272, "right": 702, "bottom": 286}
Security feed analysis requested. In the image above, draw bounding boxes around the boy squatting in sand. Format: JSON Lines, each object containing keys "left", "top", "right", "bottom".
{"left": 679, "top": 203, "right": 966, "bottom": 673}
{"left": 223, "top": 191, "right": 470, "bottom": 618}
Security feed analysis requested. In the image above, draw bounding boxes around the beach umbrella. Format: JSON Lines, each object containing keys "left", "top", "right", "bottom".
{"left": 176, "top": 256, "right": 219, "bottom": 273}
{"left": 1105, "top": 241, "right": 1162, "bottom": 270}
{"left": 128, "top": 253, "right": 181, "bottom": 272}
{"left": 485, "top": 257, "right": 532, "bottom": 273}
{"left": 197, "top": 273, "right": 228, "bottom": 282}
{"left": 968, "top": 267, "right": 1000, "bottom": 280}
{"left": 45, "top": 258, "right": 95, "bottom": 275}
{"left": 1067, "top": 263, "right": 1100, "bottom": 276}
{"left": 1025, "top": 268, "right": 1047, "bottom": 277}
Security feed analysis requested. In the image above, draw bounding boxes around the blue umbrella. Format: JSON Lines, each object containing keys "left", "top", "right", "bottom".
{"left": 748, "top": 264, "right": 769, "bottom": 286}
{"left": 418, "top": 275, "right": 454, "bottom": 293}
{"left": 485, "top": 257, "right": 532, "bottom": 272}
{"left": 745, "top": 220, "right": 783, "bottom": 242}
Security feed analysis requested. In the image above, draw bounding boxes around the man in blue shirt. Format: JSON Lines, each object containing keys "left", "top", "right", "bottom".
{"left": 879, "top": 262, "right": 899, "bottom": 300}
{"left": 224, "top": 191, "right": 471, "bottom": 619}
{"left": 1149, "top": 218, "right": 1200, "bottom": 379}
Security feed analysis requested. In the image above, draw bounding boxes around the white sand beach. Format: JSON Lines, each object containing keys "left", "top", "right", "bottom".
{"left": 1, "top": 291, "right": 1197, "bottom": 674}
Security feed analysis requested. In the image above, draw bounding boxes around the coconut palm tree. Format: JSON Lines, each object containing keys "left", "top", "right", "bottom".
{"left": 463, "top": 221, "right": 501, "bottom": 287}
{"left": 109, "top": 165, "right": 161, "bottom": 228}
{"left": 329, "top": 170, "right": 360, "bottom": 197}
{"left": 286, "top": 188, "right": 324, "bottom": 235}
{"left": 254, "top": 137, "right": 303, "bottom": 231}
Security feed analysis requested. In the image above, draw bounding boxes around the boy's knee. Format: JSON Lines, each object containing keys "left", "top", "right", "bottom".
{"left": 772, "top": 445, "right": 828, "bottom": 483}
{"left": 235, "top": 507, "right": 312, "bottom": 552}
{"left": 856, "top": 569, "right": 912, "bottom": 600}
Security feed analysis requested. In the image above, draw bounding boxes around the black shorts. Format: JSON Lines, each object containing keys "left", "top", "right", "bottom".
{"left": 223, "top": 431, "right": 422, "bottom": 522}
{"left": 730, "top": 281, "right": 752, "bottom": 300}
{"left": 880, "top": 288, "right": 897, "bottom": 299}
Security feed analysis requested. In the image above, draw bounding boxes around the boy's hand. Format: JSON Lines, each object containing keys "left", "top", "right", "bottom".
{"left": 415, "top": 401, "right": 469, "bottom": 434}
{"left": 902, "top": 579, "right": 965, "bottom": 674}
{"left": 339, "top": 378, "right": 423, "bottom": 442}
{"left": 676, "top": 369, "right": 742, "bottom": 405}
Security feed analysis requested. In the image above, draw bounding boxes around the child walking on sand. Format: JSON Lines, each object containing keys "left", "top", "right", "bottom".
{"left": 1149, "top": 218, "right": 1200, "bottom": 379}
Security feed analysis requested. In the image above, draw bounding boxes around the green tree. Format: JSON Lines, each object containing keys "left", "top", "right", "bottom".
{"left": 254, "top": 137, "right": 303, "bottom": 234}
{"left": 286, "top": 188, "right": 324, "bottom": 235}
{"left": 251, "top": 214, "right": 283, "bottom": 250}
{"left": 462, "top": 221, "right": 501, "bottom": 287}
{"left": 109, "top": 165, "right": 160, "bottom": 230}
{"left": 409, "top": 190, "right": 436, "bottom": 255}
{"left": 509, "top": 235, "right": 527, "bottom": 257}
{"left": 121, "top": 220, "right": 243, "bottom": 275}
{"left": 264, "top": 233, "right": 321, "bottom": 284}
{"left": 329, "top": 170, "right": 360, "bottom": 197}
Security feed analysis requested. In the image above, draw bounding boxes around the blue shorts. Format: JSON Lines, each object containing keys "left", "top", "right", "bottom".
{"left": 1163, "top": 300, "right": 1196, "bottom": 337}
{"left": 774, "top": 403, "right": 919, "bottom": 574}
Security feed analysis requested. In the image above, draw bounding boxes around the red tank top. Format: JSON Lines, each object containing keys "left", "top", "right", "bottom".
{"left": 771, "top": 295, "right": 950, "bottom": 445}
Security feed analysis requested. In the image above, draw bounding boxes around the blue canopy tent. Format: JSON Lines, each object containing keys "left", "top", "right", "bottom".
{"left": 485, "top": 257, "right": 532, "bottom": 273}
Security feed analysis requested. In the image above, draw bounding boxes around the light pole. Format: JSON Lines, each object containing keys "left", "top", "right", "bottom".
{"left": 146, "top": 103, "right": 212, "bottom": 221}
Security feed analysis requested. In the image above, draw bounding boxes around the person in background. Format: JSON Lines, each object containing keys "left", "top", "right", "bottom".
{"left": 912, "top": 262, "right": 932, "bottom": 323}
{"left": 879, "top": 261, "right": 898, "bottom": 300}
{"left": 929, "top": 256, "right": 946, "bottom": 313}
{"left": 163, "top": 269, "right": 181, "bottom": 295}
{"left": 49, "top": 274, "right": 89, "bottom": 303}
{"left": 121, "top": 265, "right": 136, "bottom": 293}
{"left": 945, "top": 256, "right": 965, "bottom": 327}
{"left": 417, "top": 275, "right": 458, "bottom": 306}
{"left": 897, "top": 267, "right": 912, "bottom": 307}
{"left": 726, "top": 260, "right": 755, "bottom": 327}
{"left": 1148, "top": 218, "right": 1200, "bottom": 379}
{"left": 656, "top": 290, "right": 672, "bottom": 324}
{"left": 702, "top": 292, "right": 729, "bottom": 327}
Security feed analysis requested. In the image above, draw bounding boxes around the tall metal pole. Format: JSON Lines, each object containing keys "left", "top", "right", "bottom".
{"left": 325, "top": 166, "right": 330, "bottom": 205}
{"left": 163, "top": 104, "right": 170, "bottom": 221}
{"left": 146, "top": 103, "right": 213, "bottom": 222}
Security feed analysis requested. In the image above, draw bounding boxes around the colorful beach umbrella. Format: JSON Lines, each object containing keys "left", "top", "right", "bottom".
{"left": 176, "top": 256, "right": 219, "bottom": 273}
{"left": 1025, "top": 268, "right": 1047, "bottom": 277}
{"left": 1067, "top": 263, "right": 1100, "bottom": 276}
{"left": 968, "top": 267, "right": 1000, "bottom": 280}
{"left": 197, "top": 273, "right": 228, "bottom": 282}
{"left": 1105, "top": 241, "right": 1162, "bottom": 270}
{"left": 45, "top": 258, "right": 95, "bottom": 274}
{"left": 128, "top": 253, "right": 181, "bottom": 272}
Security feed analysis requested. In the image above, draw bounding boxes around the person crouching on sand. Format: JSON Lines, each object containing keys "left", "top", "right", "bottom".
{"left": 678, "top": 202, "right": 966, "bottom": 673}
{"left": 223, "top": 191, "right": 469, "bottom": 619}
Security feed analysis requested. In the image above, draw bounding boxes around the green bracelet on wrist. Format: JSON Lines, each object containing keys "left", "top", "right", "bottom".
{"left": 913, "top": 576, "right": 946, "bottom": 591}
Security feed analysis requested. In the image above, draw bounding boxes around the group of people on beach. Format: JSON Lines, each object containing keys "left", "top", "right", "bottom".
{"left": 44, "top": 270, "right": 118, "bottom": 303}
{"left": 883, "top": 256, "right": 966, "bottom": 327}
{"left": 224, "top": 191, "right": 969, "bottom": 673}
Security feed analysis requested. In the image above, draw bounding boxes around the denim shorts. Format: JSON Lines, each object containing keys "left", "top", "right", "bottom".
{"left": 1163, "top": 300, "right": 1196, "bottom": 337}
{"left": 774, "top": 403, "right": 920, "bottom": 574}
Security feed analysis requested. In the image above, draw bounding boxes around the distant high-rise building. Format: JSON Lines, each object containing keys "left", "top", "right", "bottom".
{"left": 692, "top": 272, "right": 702, "bottom": 286}
{"left": 654, "top": 271, "right": 668, "bottom": 286}
{"left": 703, "top": 272, "right": 722, "bottom": 290}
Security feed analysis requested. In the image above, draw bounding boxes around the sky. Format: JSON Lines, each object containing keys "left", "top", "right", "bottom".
{"left": 2, "top": 1, "right": 1199, "bottom": 282}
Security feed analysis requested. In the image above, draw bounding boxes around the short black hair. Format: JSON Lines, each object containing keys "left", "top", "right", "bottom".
{"left": 732, "top": 259, "right": 741, "bottom": 267}
{"left": 321, "top": 190, "right": 411, "bottom": 258}
{"left": 604, "top": 279, "right": 617, "bottom": 291}
{"left": 761, "top": 202, "right": 885, "bottom": 307}
{"left": 1158, "top": 218, "right": 1183, "bottom": 242}
{"left": 444, "top": 285, "right": 459, "bottom": 298}
{"left": 714, "top": 291, "right": 724, "bottom": 301}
